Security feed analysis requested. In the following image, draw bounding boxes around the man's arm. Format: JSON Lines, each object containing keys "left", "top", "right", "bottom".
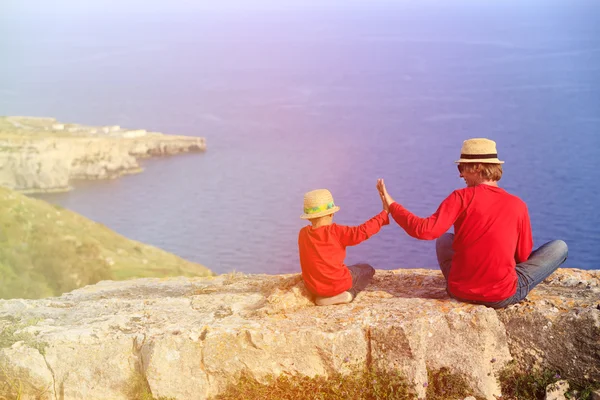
{"left": 388, "top": 192, "right": 463, "bottom": 240}
{"left": 334, "top": 210, "right": 390, "bottom": 247}
{"left": 377, "top": 178, "right": 462, "bottom": 240}
{"left": 515, "top": 205, "right": 533, "bottom": 263}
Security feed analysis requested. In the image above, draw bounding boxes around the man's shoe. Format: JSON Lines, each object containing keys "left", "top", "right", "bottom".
{"left": 315, "top": 291, "right": 353, "bottom": 306}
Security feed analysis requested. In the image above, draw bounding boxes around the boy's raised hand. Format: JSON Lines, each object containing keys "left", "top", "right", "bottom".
{"left": 377, "top": 181, "right": 389, "bottom": 213}
{"left": 377, "top": 178, "right": 395, "bottom": 209}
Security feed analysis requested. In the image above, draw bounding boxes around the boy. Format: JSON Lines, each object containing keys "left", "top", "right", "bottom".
{"left": 298, "top": 188, "right": 389, "bottom": 306}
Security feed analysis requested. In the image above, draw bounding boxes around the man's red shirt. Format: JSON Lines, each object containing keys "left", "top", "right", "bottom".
{"left": 389, "top": 185, "right": 533, "bottom": 302}
{"left": 298, "top": 211, "right": 389, "bottom": 297}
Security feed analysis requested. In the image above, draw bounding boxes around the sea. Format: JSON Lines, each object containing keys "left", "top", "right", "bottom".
{"left": 1, "top": 0, "right": 599, "bottom": 274}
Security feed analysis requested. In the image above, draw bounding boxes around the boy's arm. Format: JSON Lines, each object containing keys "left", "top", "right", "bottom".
{"left": 389, "top": 191, "right": 463, "bottom": 240}
{"left": 334, "top": 210, "right": 390, "bottom": 247}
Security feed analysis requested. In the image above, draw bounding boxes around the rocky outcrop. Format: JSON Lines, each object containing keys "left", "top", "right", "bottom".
{"left": 0, "top": 117, "right": 206, "bottom": 193}
{"left": 497, "top": 269, "right": 600, "bottom": 383}
{"left": 0, "top": 268, "right": 598, "bottom": 400}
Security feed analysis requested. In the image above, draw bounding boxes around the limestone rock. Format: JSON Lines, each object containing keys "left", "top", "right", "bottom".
{"left": 0, "top": 343, "right": 54, "bottom": 399}
{"left": 141, "top": 334, "right": 209, "bottom": 400}
{"left": 42, "top": 336, "right": 134, "bottom": 399}
{"left": 545, "top": 380, "right": 569, "bottom": 400}
{"left": 497, "top": 269, "right": 600, "bottom": 382}
{"left": 0, "top": 268, "right": 598, "bottom": 400}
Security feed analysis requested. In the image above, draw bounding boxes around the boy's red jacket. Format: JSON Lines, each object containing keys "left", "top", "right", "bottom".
{"left": 298, "top": 210, "right": 389, "bottom": 297}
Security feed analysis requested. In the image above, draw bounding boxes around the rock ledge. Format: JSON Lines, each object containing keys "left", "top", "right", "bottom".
{"left": 0, "top": 268, "right": 598, "bottom": 399}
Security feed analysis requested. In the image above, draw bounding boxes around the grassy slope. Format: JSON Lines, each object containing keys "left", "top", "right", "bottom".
{"left": 0, "top": 186, "right": 213, "bottom": 299}
{"left": 0, "top": 116, "right": 41, "bottom": 139}
{"left": 0, "top": 116, "right": 110, "bottom": 139}
{"left": 0, "top": 116, "right": 69, "bottom": 138}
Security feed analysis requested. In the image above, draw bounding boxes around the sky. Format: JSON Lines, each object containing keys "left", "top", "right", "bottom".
{"left": 2, "top": 0, "right": 389, "bottom": 15}
{"left": 1, "top": 0, "right": 552, "bottom": 17}
{"left": 2, "top": 0, "right": 584, "bottom": 24}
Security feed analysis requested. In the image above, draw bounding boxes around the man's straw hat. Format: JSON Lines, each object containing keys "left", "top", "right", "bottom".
{"left": 455, "top": 138, "right": 504, "bottom": 164}
{"left": 300, "top": 189, "right": 340, "bottom": 220}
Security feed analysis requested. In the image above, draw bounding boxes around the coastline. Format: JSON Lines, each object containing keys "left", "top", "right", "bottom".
{"left": 0, "top": 116, "right": 206, "bottom": 194}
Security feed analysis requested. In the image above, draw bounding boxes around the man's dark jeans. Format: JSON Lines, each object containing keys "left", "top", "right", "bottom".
{"left": 436, "top": 233, "right": 568, "bottom": 308}
{"left": 347, "top": 263, "right": 376, "bottom": 298}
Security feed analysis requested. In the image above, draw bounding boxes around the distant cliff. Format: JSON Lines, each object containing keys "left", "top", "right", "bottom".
{"left": 0, "top": 116, "right": 206, "bottom": 193}
{"left": 0, "top": 268, "right": 597, "bottom": 399}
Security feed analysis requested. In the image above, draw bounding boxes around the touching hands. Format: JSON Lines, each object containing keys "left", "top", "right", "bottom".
{"left": 377, "top": 178, "right": 395, "bottom": 211}
{"left": 378, "top": 183, "right": 389, "bottom": 213}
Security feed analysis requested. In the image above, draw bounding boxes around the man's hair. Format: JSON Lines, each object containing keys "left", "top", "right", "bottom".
{"left": 461, "top": 163, "right": 503, "bottom": 181}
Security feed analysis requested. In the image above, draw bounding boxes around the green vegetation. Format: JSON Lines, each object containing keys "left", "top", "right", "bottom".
{"left": 426, "top": 367, "right": 484, "bottom": 400}
{"left": 498, "top": 362, "right": 600, "bottom": 400}
{"left": 213, "top": 367, "right": 416, "bottom": 400}
{"left": 0, "top": 116, "right": 74, "bottom": 139}
{"left": 212, "top": 364, "right": 600, "bottom": 400}
{"left": 0, "top": 318, "right": 47, "bottom": 355}
{"left": 0, "top": 363, "right": 53, "bottom": 400}
{"left": 0, "top": 365, "right": 24, "bottom": 400}
{"left": 0, "top": 186, "right": 212, "bottom": 299}
{"left": 573, "top": 382, "right": 600, "bottom": 400}
{"left": 0, "top": 319, "right": 51, "bottom": 400}
{"left": 498, "top": 363, "right": 559, "bottom": 400}
{"left": 126, "top": 370, "right": 176, "bottom": 400}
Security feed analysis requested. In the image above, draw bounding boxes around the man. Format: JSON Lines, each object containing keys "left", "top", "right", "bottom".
{"left": 377, "top": 138, "right": 567, "bottom": 308}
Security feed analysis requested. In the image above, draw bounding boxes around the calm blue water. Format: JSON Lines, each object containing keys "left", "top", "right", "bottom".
{"left": 2, "top": 1, "right": 599, "bottom": 274}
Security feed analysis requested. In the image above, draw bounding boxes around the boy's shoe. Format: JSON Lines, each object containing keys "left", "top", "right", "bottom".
{"left": 315, "top": 291, "right": 353, "bottom": 306}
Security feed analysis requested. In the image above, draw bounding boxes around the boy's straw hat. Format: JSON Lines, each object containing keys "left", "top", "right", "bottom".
{"left": 300, "top": 189, "right": 340, "bottom": 219}
{"left": 455, "top": 138, "right": 504, "bottom": 164}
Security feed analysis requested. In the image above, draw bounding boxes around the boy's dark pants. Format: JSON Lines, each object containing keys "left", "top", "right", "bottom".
{"left": 347, "top": 263, "right": 375, "bottom": 298}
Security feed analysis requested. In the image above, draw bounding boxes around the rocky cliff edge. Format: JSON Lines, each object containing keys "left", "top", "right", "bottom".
{"left": 0, "top": 268, "right": 598, "bottom": 399}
